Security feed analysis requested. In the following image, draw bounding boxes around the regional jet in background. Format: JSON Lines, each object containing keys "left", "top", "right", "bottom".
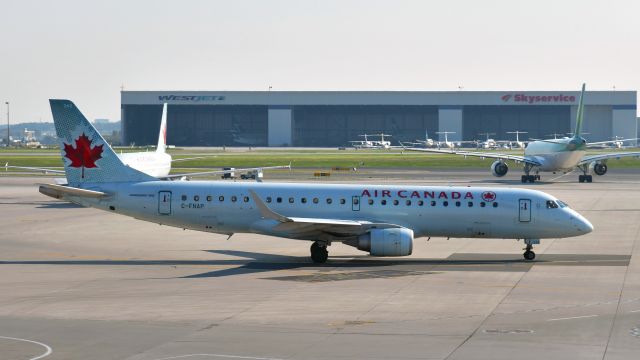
{"left": 405, "top": 84, "right": 640, "bottom": 183}
{"left": 350, "top": 133, "right": 393, "bottom": 149}
{"left": 40, "top": 99, "right": 593, "bottom": 262}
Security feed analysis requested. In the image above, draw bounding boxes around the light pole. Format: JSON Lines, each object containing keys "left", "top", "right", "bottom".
{"left": 5, "top": 102, "right": 8, "bottom": 147}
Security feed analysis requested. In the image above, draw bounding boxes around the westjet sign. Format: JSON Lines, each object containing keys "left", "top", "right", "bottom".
{"left": 158, "top": 95, "right": 226, "bottom": 102}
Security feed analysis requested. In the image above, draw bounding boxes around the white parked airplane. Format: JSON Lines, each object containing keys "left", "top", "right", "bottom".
{"left": 435, "top": 131, "right": 458, "bottom": 149}
{"left": 39, "top": 99, "right": 593, "bottom": 262}
{"left": 406, "top": 84, "right": 640, "bottom": 183}
{"left": 504, "top": 131, "right": 528, "bottom": 149}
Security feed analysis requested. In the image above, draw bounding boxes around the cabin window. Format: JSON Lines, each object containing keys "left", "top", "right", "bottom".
{"left": 467, "top": 201, "right": 473, "bottom": 207}
{"left": 266, "top": 197, "right": 272, "bottom": 203}
{"left": 194, "top": 195, "right": 200, "bottom": 201}
{"left": 326, "top": 198, "right": 333, "bottom": 204}
{"left": 455, "top": 201, "right": 461, "bottom": 207}
{"left": 381, "top": 199, "right": 387, "bottom": 205}
{"left": 277, "top": 197, "right": 282, "bottom": 203}
{"left": 181, "top": 195, "right": 187, "bottom": 201}
{"left": 340, "top": 198, "right": 346, "bottom": 205}
{"left": 353, "top": 198, "right": 359, "bottom": 205}
{"left": 493, "top": 202, "right": 498, "bottom": 208}
{"left": 218, "top": 196, "right": 224, "bottom": 202}
{"left": 418, "top": 200, "right": 424, "bottom": 206}
{"left": 393, "top": 199, "right": 399, "bottom": 206}
{"left": 289, "top": 197, "right": 294, "bottom": 203}
{"left": 443, "top": 201, "right": 449, "bottom": 207}
{"left": 231, "top": 196, "right": 237, "bottom": 202}
{"left": 301, "top": 198, "right": 307, "bottom": 204}
{"left": 546, "top": 200, "right": 558, "bottom": 209}
{"left": 406, "top": 200, "right": 411, "bottom": 206}
{"left": 243, "top": 196, "right": 249, "bottom": 203}
{"left": 368, "top": 199, "right": 374, "bottom": 205}
{"left": 313, "top": 198, "right": 319, "bottom": 204}
{"left": 206, "top": 195, "right": 212, "bottom": 202}
{"left": 431, "top": 200, "right": 436, "bottom": 207}
{"left": 480, "top": 202, "right": 486, "bottom": 207}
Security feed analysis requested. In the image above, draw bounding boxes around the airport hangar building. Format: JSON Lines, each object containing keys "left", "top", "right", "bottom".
{"left": 121, "top": 90, "right": 637, "bottom": 147}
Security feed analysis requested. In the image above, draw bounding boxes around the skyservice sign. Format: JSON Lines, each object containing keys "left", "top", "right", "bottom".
{"left": 501, "top": 93, "right": 576, "bottom": 104}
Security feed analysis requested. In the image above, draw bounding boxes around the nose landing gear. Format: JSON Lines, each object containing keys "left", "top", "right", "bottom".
{"left": 523, "top": 239, "right": 539, "bottom": 261}
{"left": 310, "top": 241, "right": 329, "bottom": 263}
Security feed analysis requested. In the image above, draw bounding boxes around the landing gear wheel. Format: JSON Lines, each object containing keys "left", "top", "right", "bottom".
{"left": 523, "top": 250, "right": 536, "bottom": 261}
{"left": 521, "top": 175, "right": 536, "bottom": 183}
{"left": 579, "top": 175, "right": 593, "bottom": 183}
{"left": 310, "top": 242, "right": 328, "bottom": 263}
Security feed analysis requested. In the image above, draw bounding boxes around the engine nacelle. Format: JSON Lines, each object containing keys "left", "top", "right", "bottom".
{"left": 355, "top": 228, "right": 413, "bottom": 256}
{"left": 491, "top": 160, "right": 508, "bottom": 177}
{"left": 593, "top": 162, "right": 607, "bottom": 176}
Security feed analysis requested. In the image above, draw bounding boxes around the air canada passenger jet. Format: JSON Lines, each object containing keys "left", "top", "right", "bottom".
{"left": 40, "top": 100, "right": 593, "bottom": 262}
{"left": 406, "top": 84, "right": 640, "bottom": 183}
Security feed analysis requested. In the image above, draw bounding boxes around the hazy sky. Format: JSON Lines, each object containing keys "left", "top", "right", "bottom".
{"left": 0, "top": 0, "right": 638, "bottom": 123}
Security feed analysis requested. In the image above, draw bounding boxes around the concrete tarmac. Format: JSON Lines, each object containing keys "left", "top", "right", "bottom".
{"left": 1, "top": 170, "right": 640, "bottom": 359}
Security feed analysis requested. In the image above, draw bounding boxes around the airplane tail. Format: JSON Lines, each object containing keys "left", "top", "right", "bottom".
{"left": 156, "top": 103, "right": 167, "bottom": 153}
{"left": 573, "top": 83, "right": 586, "bottom": 138}
{"left": 50, "top": 99, "right": 156, "bottom": 185}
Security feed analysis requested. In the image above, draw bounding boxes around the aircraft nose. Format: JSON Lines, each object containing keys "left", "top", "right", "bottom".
{"left": 571, "top": 211, "right": 593, "bottom": 235}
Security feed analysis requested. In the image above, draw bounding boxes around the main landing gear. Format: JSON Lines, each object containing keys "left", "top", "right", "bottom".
{"left": 523, "top": 239, "right": 539, "bottom": 261}
{"left": 578, "top": 164, "right": 592, "bottom": 183}
{"left": 521, "top": 174, "right": 540, "bottom": 183}
{"left": 310, "top": 241, "right": 329, "bottom": 263}
{"left": 521, "top": 164, "right": 540, "bottom": 183}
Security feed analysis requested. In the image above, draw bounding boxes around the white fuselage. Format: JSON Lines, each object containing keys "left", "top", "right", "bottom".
{"left": 68, "top": 181, "right": 592, "bottom": 241}
{"left": 524, "top": 139, "right": 585, "bottom": 172}
{"left": 118, "top": 151, "right": 172, "bottom": 177}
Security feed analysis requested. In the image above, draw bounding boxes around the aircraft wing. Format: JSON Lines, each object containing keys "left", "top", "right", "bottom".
{"left": 171, "top": 155, "right": 219, "bottom": 162}
{"left": 578, "top": 151, "right": 640, "bottom": 165}
{"left": 4, "top": 163, "right": 65, "bottom": 174}
{"left": 249, "top": 190, "right": 401, "bottom": 237}
{"left": 587, "top": 138, "right": 639, "bottom": 147}
{"left": 160, "top": 163, "right": 291, "bottom": 180}
{"left": 403, "top": 148, "right": 542, "bottom": 166}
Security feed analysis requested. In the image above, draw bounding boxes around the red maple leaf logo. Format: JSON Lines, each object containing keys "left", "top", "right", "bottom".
{"left": 64, "top": 133, "right": 103, "bottom": 178}
{"left": 482, "top": 191, "right": 496, "bottom": 202}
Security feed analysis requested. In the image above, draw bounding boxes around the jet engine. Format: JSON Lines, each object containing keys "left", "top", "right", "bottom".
{"left": 491, "top": 160, "right": 509, "bottom": 177}
{"left": 593, "top": 162, "right": 608, "bottom": 176}
{"left": 348, "top": 228, "right": 413, "bottom": 256}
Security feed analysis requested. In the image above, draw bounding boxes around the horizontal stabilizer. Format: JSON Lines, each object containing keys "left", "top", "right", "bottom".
{"left": 39, "top": 183, "right": 108, "bottom": 200}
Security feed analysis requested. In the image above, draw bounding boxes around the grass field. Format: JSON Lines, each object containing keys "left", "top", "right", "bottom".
{"left": 2, "top": 147, "right": 640, "bottom": 173}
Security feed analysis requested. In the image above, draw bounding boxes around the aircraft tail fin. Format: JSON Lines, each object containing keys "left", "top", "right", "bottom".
{"left": 156, "top": 103, "right": 167, "bottom": 153}
{"left": 573, "top": 83, "right": 586, "bottom": 137}
{"left": 49, "top": 99, "right": 156, "bottom": 185}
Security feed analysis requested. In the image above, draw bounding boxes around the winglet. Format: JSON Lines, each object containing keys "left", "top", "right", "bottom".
{"left": 573, "top": 83, "right": 586, "bottom": 138}
{"left": 248, "top": 190, "right": 291, "bottom": 223}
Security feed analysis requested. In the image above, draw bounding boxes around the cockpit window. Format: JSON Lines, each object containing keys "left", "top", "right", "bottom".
{"left": 557, "top": 200, "right": 568, "bottom": 208}
{"left": 546, "top": 200, "right": 558, "bottom": 209}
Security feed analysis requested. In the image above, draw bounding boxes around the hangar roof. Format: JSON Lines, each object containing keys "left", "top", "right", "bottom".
{"left": 122, "top": 90, "right": 636, "bottom": 108}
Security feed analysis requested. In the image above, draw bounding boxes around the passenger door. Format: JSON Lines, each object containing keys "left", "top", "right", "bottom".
{"left": 519, "top": 199, "right": 531, "bottom": 222}
{"left": 158, "top": 191, "right": 172, "bottom": 215}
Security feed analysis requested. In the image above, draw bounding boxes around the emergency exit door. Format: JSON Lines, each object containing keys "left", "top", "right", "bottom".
{"left": 519, "top": 199, "right": 531, "bottom": 222}
{"left": 352, "top": 196, "right": 360, "bottom": 211}
{"left": 158, "top": 191, "right": 172, "bottom": 215}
